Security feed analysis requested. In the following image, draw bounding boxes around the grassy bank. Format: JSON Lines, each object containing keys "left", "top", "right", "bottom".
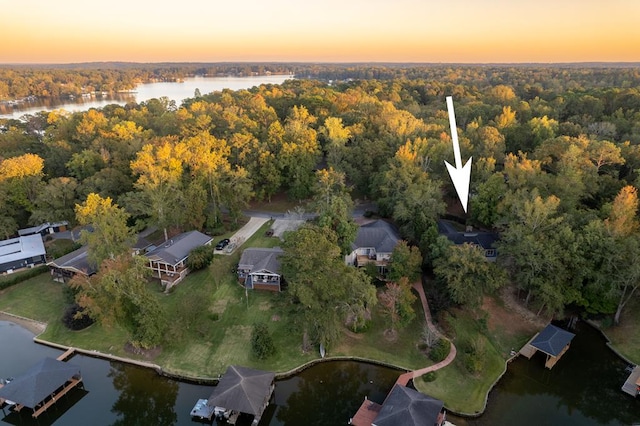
{"left": 0, "top": 221, "right": 429, "bottom": 379}
{"left": 598, "top": 297, "right": 640, "bottom": 365}
{"left": 414, "top": 296, "right": 539, "bottom": 415}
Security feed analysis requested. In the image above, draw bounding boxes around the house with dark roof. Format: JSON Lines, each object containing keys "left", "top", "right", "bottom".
{"left": 48, "top": 245, "right": 95, "bottom": 283}
{"left": 0, "top": 234, "right": 47, "bottom": 274}
{"left": 350, "top": 384, "right": 446, "bottom": 426}
{"left": 438, "top": 220, "right": 499, "bottom": 261}
{"left": 237, "top": 247, "right": 284, "bottom": 292}
{"left": 345, "top": 220, "right": 400, "bottom": 274}
{"left": 145, "top": 230, "right": 213, "bottom": 288}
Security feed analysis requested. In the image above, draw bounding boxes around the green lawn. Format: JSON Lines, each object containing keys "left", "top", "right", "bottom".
{"left": 414, "top": 306, "right": 526, "bottom": 415}
{"left": 0, "top": 221, "right": 539, "bottom": 416}
{"left": 600, "top": 297, "right": 640, "bottom": 365}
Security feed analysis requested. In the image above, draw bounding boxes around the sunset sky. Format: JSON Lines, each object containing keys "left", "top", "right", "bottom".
{"left": 1, "top": 0, "right": 639, "bottom": 63}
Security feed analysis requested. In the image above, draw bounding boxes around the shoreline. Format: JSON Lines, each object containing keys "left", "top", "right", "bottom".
{"left": 4, "top": 312, "right": 631, "bottom": 420}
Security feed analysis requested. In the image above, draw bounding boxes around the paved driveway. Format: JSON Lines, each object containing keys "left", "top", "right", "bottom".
{"left": 214, "top": 217, "right": 269, "bottom": 255}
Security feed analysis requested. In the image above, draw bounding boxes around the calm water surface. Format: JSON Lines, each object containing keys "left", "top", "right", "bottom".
{"left": 454, "top": 321, "right": 640, "bottom": 426}
{"left": 0, "top": 75, "right": 292, "bottom": 119}
{"left": 0, "top": 321, "right": 398, "bottom": 426}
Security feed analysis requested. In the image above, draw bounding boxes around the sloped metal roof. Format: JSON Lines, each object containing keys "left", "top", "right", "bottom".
{"left": 0, "top": 234, "right": 46, "bottom": 265}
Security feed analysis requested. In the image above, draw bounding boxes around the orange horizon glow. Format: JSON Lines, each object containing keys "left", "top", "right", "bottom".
{"left": 1, "top": 0, "right": 639, "bottom": 64}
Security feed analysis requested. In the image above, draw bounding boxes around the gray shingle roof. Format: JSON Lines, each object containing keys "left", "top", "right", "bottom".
{"left": 207, "top": 365, "right": 274, "bottom": 416}
{"left": 145, "top": 230, "right": 212, "bottom": 266}
{"left": 47, "top": 245, "right": 96, "bottom": 276}
{"left": 0, "top": 234, "right": 46, "bottom": 265}
{"left": 531, "top": 324, "right": 575, "bottom": 357}
{"left": 238, "top": 247, "right": 283, "bottom": 274}
{"left": 352, "top": 220, "right": 399, "bottom": 253}
{"left": 0, "top": 357, "right": 80, "bottom": 409}
{"left": 373, "top": 384, "right": 443, "bottom": 426}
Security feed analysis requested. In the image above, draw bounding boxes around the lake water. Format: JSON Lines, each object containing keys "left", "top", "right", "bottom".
{"left": 0, "top": 75, "right": 293, "bottom": 119}
{"left": 3, "top": 319, "right": 640, "bottom": 425}
{"left": 0, "top": 321, "right": 399, "bottom": 426}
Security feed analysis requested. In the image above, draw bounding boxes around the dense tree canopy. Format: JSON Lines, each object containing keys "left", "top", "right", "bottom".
{"left": 2, "top": 64, "right": 640, "bottom": 323}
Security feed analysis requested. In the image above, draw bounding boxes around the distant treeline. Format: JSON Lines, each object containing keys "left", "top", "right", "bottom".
{"left": 2, "top": 62, "right": 640, "bottom": 101}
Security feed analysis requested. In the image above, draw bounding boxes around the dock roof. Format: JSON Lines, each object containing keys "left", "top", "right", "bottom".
{"left": 0, "top": 357, "right": 80, "bottom": 409}
{"left": 372, "top": 384, "right": 443, "bottom": 426}
{"left": 530, "top": 324, "right": 575, "bottom": 357}
{"left": 207, "top": 365, "right": 274, "bottom": 416}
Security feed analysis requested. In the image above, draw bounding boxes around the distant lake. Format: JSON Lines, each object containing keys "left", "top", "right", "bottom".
{"left": 0, "top": 75, "right": 293, "bottom": 119}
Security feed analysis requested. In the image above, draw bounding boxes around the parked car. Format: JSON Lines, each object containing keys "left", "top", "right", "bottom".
{"left": 215, "top": 239, "right": 230, "bottom": 250}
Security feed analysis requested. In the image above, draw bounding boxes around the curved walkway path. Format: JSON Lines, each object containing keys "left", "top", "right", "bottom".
{"left": 396, "top": 281, "right": 457, "bottom": 386}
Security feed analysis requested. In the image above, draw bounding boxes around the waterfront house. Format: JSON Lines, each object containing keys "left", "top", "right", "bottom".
{"left": 438, "top": 220, "right": 498, "bottom": 261}
{"left": 144, "top": 230, "right": 213, "bottom": 288}
{"left": 344, "top": 220, "right": 400, "bottom": 274}
{"left": 0, "top": 234, "right": 47, "bottom": 274}
{"left": 48, "top": 245, "right": 95, "bottom": 283}
{"left": 237, "top": 247, "right": 284, "bottom": 292}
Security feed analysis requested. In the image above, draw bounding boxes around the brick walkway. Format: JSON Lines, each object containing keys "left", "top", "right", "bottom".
{"left": 394, "top": 281, "right": 457, "bottom": 386}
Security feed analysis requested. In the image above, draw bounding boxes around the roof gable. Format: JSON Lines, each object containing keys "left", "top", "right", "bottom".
{"left": 373, "top": 385, "right": 443, "bottom": 426}
{"left": 145, "top": 230, "right": 212, "bottom": 266}
{"left": 352, "top": 220, "right": 399, "bottom": 253}
{"left": 48, "top": 245, "right": 96, "bottom": 276}
{"left": 531, "top": 324, "right": 575, "bottom": 356}
{"left": 238, "top": 247, "right": 283, "bottom": 275}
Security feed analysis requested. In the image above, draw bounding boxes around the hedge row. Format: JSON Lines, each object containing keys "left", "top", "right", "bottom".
{"left": 0, "top": 265, "right": 48, "bottom": 291}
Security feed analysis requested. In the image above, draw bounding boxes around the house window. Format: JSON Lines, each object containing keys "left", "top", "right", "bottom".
{"left": 485, "top": 249, "right": 496, "bottom": 257}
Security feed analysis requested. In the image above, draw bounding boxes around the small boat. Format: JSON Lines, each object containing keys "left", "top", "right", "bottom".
{"left": 320, "top": 343, "right": 326, "bottom": 358}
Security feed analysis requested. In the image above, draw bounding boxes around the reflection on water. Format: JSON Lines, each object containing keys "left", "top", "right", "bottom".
{"left": 0, "top": 75, "right": 292, "bottom": 119}
{"left": 108, "top": 363, "right": 179, "bottom": 426}
{"left": 272, "top": 361, "right": 399, "bottom": 426}
{"left": 458, "top": 321, "right": 640, "bottom": 426}
{"left": 2, "top": 320, "right": 640, "bottom": 425}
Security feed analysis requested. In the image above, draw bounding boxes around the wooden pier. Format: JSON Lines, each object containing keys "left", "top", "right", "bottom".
{"left": 57, "top": 347, "right": 75, "bottom": 361}
{"left": 622, "top": 366, "right": 640, "bottom": 397}
{"left": 519, "top": 333, "right": 539, "bottom": 359}
{"left": 0, "top": 382, "right": 5, "bottom": 406}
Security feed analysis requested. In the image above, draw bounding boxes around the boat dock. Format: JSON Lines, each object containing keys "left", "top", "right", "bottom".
{"left": 622, "top": 366, "right": 640, "bottom": 397}
{"left": 518, "top": 333, "right": 539, "bottom": 359}
{"left": 0, "top": 348, "right": 82, "bottom": 419}
{"left": 518, "top": 324, "right": 575, "bottom": 369}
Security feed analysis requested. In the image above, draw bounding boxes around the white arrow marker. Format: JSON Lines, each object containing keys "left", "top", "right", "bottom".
{"left": 444, "top": 96, "right": 472, "bottom": 213}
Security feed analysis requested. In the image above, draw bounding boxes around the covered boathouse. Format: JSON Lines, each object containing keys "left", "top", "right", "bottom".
{"left": 191, "top": 365, "right": 274, "bottom": 425}
{"left": 0, "top": 357, "right": 82, "bottom": 419}
{"left": 519, "top": 323, "right": 576, "bottom": 369}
